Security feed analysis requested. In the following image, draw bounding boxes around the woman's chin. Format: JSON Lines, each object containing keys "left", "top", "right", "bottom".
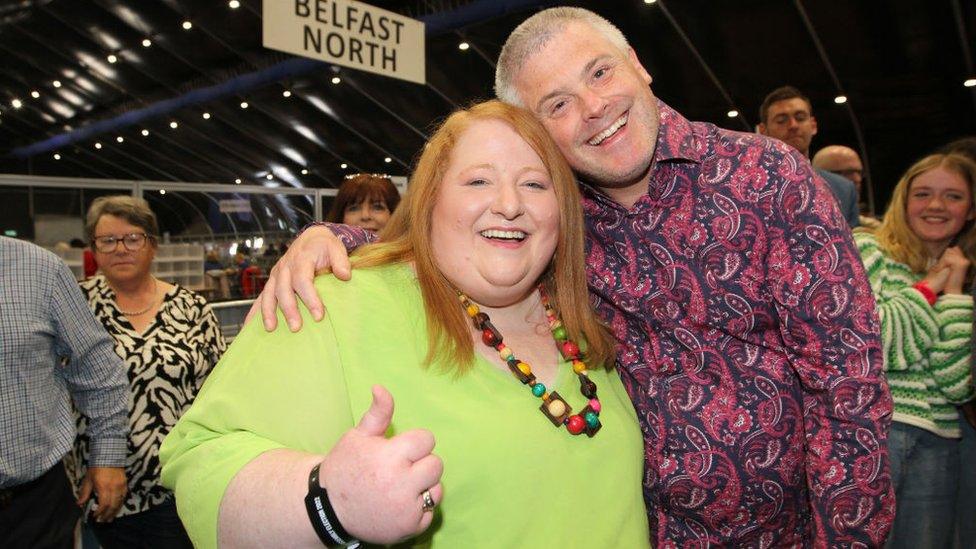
{"left": 458, "top": 280, "right": 540, "bottom": 307}
{"left": 104, "top": 268, "right": 150, "bottom": 284}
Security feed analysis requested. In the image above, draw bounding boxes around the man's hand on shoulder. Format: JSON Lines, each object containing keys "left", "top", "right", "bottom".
{"left": 245, "top": 225, "right": 352, "bottom": 332}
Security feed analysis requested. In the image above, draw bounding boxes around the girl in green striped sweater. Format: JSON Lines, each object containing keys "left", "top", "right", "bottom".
{"left": 855, "top": 152, "right": 976, "bottom": 548}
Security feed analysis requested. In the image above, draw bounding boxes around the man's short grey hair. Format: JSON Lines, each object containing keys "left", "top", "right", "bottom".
{"left": 495, "top": 7, "right": 630, "bottom": 107}
{"left": 85, "top": 195, "right": 160, "bottom": 243}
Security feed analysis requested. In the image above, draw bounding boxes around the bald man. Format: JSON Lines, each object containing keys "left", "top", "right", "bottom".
{"left": 813, "top": 145, "right": 880, "bottom": 228}
{"left": 812, "top": 145, "right": 863, "bottom": 195}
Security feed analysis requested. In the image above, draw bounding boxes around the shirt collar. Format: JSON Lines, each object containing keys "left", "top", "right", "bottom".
{"left": 654, "top": 99, "right": 702, "bottom": 164}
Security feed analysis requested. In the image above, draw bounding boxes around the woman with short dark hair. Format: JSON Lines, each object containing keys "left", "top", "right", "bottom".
{"left": 327, "top": 173, "right": 401, "bottom": 231}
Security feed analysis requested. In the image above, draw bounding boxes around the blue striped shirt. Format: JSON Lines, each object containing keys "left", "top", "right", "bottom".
{"left": 0, "top": 237, "right": 127, "bottom": 487}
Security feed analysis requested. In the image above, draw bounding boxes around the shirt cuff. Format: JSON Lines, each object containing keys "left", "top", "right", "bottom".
{"left": 88, "top": 436, "right": 128, "bottom": 468}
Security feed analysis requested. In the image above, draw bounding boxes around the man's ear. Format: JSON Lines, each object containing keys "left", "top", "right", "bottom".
{"left": 627, "top": 48, "right": 652, "bottom": 85}
{"left": 757, "top": 123, "right": 767, "bottom": 135}
{"left": 811, "top": 116, "right": 818, "bottom": 137}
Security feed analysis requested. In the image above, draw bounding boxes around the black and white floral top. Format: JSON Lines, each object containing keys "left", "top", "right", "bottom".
{"left": 67, "top": 275, "right": 226, "bottom": 516}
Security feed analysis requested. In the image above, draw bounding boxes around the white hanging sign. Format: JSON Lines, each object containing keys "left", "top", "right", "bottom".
{"left": 264, "top": 0, "right": 426, "bottom": 84}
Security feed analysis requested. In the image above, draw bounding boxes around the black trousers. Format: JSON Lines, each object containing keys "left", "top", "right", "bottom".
{"left": 90, "top": 498, "right": 193, "bottom": 549}
{"left": 0, "top": 464, "right": 79, "bottom": 549}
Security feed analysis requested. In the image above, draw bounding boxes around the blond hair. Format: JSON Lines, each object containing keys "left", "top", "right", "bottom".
{"left": 873, "top": 153, "right": 976, "bottom": 273}
{"left": 495, "top": 7, "right": 629, "bottom": 106}
{"left": 354, "top": 100, "right": 615, "bottom": 373}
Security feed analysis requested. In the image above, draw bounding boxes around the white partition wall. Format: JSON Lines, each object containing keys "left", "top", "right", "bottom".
{"left": 0, "top": 174, "right": 339, "bottom": 290}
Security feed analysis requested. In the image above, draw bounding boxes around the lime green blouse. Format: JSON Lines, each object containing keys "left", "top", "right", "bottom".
{"left": 160, "top": 263, "right": 649, "bottom": 548}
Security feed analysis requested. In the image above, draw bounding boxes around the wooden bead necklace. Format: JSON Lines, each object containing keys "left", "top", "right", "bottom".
{"left": 458, "top": 288, "right": 602, "bottom": 437}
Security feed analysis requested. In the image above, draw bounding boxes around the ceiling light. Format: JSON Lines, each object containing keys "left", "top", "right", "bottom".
{"left": 107, "top": 54, "right": 118, "bottom": 64}
{"left": 142, "top": 38, "right": 152, "bottom": 48}
{"left": 229, "top": 0, "right": 240, "bottom": 8}
{"left": 265, "top": 173, "right": 273, "bottom": 180}
{"left": 141, "top": 129, "right": 149, "bottom": 136}
{"left": 834, "top": 95, "right": 848, "bottom": 104}
{"left": 234, "top": 178, "right": 242, "bottom": 184}
{"left": 301, "top": 168, "right": 308, "bottom": 175}
{"left": 240, "top": 101, "right": 249, "bottom": 109}
{"left": 965, "top": 78, "right": 976, "bottom": 88}
{"left": 52, "top": 80, "right": 62, "bottom": 88}
{"left": 53, "top": 153, "right": 61, "bottom": 160}
{"left": 182, "top": 20, "right": 193, "bottom": 30}
{"left": 384, "top": 157, "right": 392, "bottom": 163}
{"left": 11, "top": 99, "right": 22, "bottom": 109}
{"left": 458, "top": 42, "right": 470, "bottom": 51}
{"left": 94, "top": 142, "right": 102, "bottom": 149}
{"left": 30, "top": 90, "right": 40, "bottom": 99}
{"left": 170, "top": 121, "right": 178, "bottom": 129}
{"left": 727, "top": 110, "right": 738, "bottom": 118}
{"left": 202, "top": 112, "right": 211, "bottom": 119}
{"left": 644, "top": 0, "right": 657, "bottom": 3}
{"left": 340, "top": 163, "right": 348, "bottom": 169}
{"left": 331, "top": 76, "right": 341, "bottom": 84}
{"left": 159, "top": 189, "right": 166, "bottom": 195}
{"left": 116, "top": 136, "right": 124, "bottom": 143}
{"left": 282, "top": 89, "right": 292, "bottom": 98}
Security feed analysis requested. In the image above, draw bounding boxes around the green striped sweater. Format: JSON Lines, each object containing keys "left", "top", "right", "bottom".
{"left": 855, "top": 232, "right": 974, "bottom": 438}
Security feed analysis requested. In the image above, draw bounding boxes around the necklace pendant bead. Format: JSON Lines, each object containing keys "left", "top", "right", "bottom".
{"left": 506, "top": 359, "right": 534, "bottom": 384}
{"left": 482, "top": 326, "right": 502, "bottom": 347}
{"left": 566, "top": 414, "right": 586, "bottom": 435}
{"left": 546, "top": 398, "right": 567, "bottom": 418}
{"left": 579, "top": 404, "right": 602, "bottom": 437}
{"left": 498, "top": 346, "right": 514, "bottom": 361}
{"left": 560, "top": 341, "right": 580, "bottom": 359}
{"left": 531, "top": 383, "right": 546, "bottom": 397}
{"left": 540, "top": 391, "right": 571, "bottom": 426}
{"left": 473, "top": 312, "right": 490, "bottom": 329}
{"left": 552, "top": 325, "right": 567, "bottom": 341}
{"left": 579, "top": 375, "right": 597, "bottom": 399}
{"left": 572, "top": 360, "right": 587, "bottom": 374}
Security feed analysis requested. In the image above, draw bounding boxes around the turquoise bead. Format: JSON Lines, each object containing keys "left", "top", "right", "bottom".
{"left": 585, "top": 411, "right": 599, "bottom": 427}
{"left": 532, "top": 383, "right": 546, "bottom": 397}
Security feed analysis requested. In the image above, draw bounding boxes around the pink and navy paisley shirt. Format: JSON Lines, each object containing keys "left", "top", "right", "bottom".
{"left": 584, "top": 101, "right": 894, "bottom": 547}
{"left": 322, "top": 101, "right": 895, "bottom": 547}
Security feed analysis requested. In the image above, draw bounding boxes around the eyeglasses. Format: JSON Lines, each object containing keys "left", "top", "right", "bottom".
{"left": 93, "top": 233, "right": 153, "bottom": 253}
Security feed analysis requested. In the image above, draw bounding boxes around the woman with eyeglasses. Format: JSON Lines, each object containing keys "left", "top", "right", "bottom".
{"left": 66, "top": 195, "right": 225, "bottom": 548}
{"left": 327, "top": 173, "right": 401, "bottom": 232}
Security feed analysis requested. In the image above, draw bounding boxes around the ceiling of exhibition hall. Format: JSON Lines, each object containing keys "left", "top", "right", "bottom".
{"left": 1, "top": 0, "right": 974, "bottom": 211}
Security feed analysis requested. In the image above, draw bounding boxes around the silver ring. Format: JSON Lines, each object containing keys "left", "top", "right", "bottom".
{"left": 421, "top": 489, "right": 436, "bottom": 513}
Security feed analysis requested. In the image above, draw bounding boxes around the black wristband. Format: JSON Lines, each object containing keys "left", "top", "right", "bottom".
{"left": 305, "top": 464, "right": 360, "bottom": 548}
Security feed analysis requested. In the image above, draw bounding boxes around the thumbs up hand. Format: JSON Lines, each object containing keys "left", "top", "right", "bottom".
{"left": 318, "top": 385, "right": 444, "bottom": 544}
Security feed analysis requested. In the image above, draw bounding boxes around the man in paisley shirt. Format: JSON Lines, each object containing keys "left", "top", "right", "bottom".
{"left": 256, "top": 7, "right": 895, "bottom": 547}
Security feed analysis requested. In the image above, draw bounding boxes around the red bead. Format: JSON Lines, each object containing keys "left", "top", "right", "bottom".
{"left": 482, "top": 327, "right": 501, "bottom": 347}
{"left": 566, "top": 415, "right": 585, "bottom": 435}
{"left": 561, "top": 341, "right": 580, "bottom": 358}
